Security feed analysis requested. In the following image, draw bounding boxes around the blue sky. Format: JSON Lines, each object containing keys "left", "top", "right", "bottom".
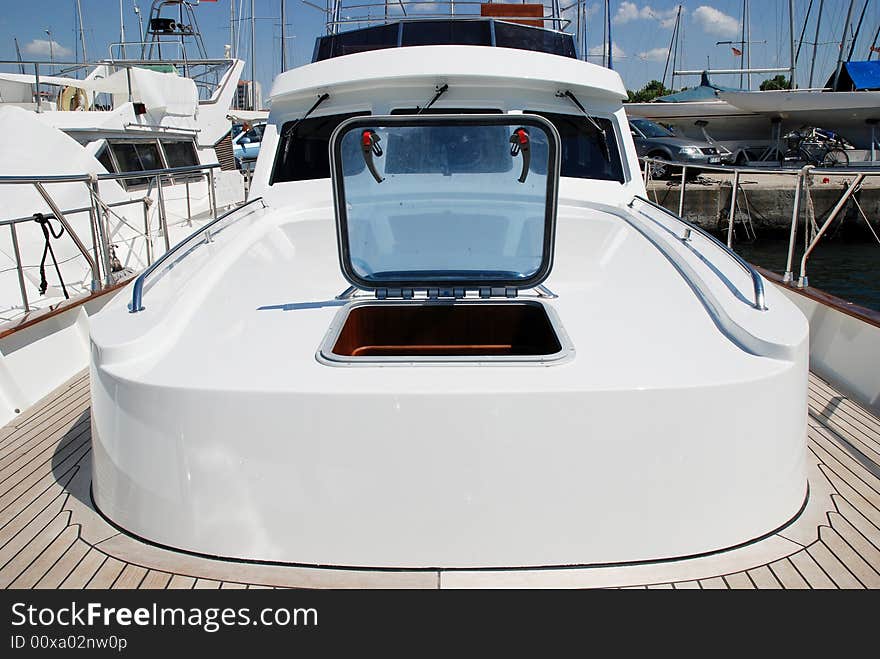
{"left": 0, "top": 1, "right": 877, "bottom": 98}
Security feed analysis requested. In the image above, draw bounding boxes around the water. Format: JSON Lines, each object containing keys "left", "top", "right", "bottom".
{"left": 734, "top": 238, "right": 880, "bottom": 312}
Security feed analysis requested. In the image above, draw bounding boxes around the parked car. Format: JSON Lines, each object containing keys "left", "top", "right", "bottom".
{"left": 628, "top": 119, "right": 729, "bottom": 178}
{"left": 232, "top": 122, "right": 265, "bottom": 168}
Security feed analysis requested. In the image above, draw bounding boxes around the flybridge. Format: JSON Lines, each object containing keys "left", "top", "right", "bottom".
{"left": 312, "top": 19, "right": 577, "bottom": 62}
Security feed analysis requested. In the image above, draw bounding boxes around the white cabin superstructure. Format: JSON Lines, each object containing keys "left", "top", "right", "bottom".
{"left": 87, "top": 36, "right": 811, "bottom": 569}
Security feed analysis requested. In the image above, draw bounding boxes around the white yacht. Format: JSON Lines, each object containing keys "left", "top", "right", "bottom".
{"left": 1, "top": 3, "right": 878, "bottom": 588}
{"left": 0, "top": 0, "right": 246, "bottom": 324}
{"left": 88, "top": 7, "right": 811, "bottom": 569}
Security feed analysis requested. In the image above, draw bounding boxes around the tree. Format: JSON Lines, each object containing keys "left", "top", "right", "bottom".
{"left": 627, "top": 80, "right": 672, "bottom": 103}
{"left": 759, "top": 75, "right": 792, "bottom": 91}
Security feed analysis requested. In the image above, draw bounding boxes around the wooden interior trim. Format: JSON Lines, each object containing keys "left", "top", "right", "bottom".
{"left": 756, "top": 266, "right": 880, "bottom": 330}
{"left": 0, "top": 276, "right": 134, "bottom": 342}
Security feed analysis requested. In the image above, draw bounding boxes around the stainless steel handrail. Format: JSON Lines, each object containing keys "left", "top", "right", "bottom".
{"left": 128, "top": 196, "right": 265, "bottom": 313}
{"left": 0, "top": 163, "right": 221, "bottom": 186}
{"left": 629, "top": 195, "right": 767, "bottom": 311}
{"left": 638, "top": 155, "right": 879, "bottom": 177}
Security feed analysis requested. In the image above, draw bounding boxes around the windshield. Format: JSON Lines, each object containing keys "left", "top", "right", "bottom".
{"left": 331, "top": 115, "right": 560, "bottom": 290}
{"left": 631, "top": 119, "right": 674, "bottom": 138}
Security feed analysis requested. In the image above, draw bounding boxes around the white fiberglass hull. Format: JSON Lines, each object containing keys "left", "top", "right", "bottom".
{"left": 625, "top": 99, "right": 771, "bottom": 143}
{"left": 718, "top": 90, "right": 880, "bottom": 149}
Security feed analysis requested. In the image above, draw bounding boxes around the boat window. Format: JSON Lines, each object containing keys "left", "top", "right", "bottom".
{"left": 331, "top": 115, "right": 559, "bottom": 290}
{"left": 108, "top": 141, "right": 163, "bottom": 188}
{"left": 96, "top": 145, "right": 116, "bottom": 174}
{"left": 400, "top": 21, "right": 492, "bottom": 47}
{"left": 525, "top": 111, "right": 624, "bottom": 182}
{"left": 161, "top": 140, "right": 199, "bottom": 168}
{"left": 493, "top": 22, "right": 577, "bottom": 58}
{"left": 271, "top": 112, "right": 369, "bottom": 183}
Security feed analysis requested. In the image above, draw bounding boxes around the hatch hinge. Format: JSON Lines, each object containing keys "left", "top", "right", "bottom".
{"left": 478, "top": 287, "right": 518, "bottom": 298}
{"left": 375, "top": 288, "right": 415, "bottom": 299}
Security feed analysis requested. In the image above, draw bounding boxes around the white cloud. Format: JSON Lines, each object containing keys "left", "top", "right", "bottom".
{"left": 23, "top": 39, "right": 72, "bottom": 58}
{"left": 692, "top": 5, "right": 740, "bottom": 37}
{"left": 639, "top": 47, "right": 669, "bottom": 62}
{"left": 613, "top": 2, "right": 677, "bottom": 25}
{"left": 588, "top": 42, "right": 626, "bottom": 59}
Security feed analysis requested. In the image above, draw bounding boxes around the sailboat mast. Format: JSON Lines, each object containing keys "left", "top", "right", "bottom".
{"left": 745, "top": 0, "right": 751, "bottom": 89}
{"left": 788, "top": 0, "right": 795, "bottom": 88}
{"left": 870, "top": 22, "right": 880, "bottom": 61}
{"left": 606, "top": 0, "right": 613, "bottom": 69}
{"left": 662, "top": 5, "right": 681, "bottom": 90}
{"left": 847, "top": 0, "right": 871, "bottom": 61}
{"left": 75, "top": 0, "right": 87, "bottom": 64}
{"left": 230, "top": 0, "right": 237, "bottom": 59}
{"left": 14, "top": 37, "right": 25, "bottom": 74}
{"left": 281, "top": 0, "right": 287, "bottom": 72}
{"left": 119, "top": 0, "right": 126, "bottom": 58}
{"left": 809, "top": 0, "right": 824, "bottom": 87}
{"left": 833, "top": 0, "right": 856, "bottom": 90}
{"left": 739, "top": 0, "right": 746, "bottom": 87}
{"left": 601, "top": 0, "right": 607, "bottom": 67}
{"left": 251, "top": 0, "right": 257, "bottom": 110}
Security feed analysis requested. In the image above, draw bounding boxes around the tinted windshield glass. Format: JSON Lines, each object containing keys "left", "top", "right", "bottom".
{"left": 271, "top": 112, "right": 368, "bottom": 183}
{"left": 527, "top": 111, "right": 624, "bottom": 182}
{"left": 632, "top": 119, "right": 673, "bottom": 138}
{"left": 332, "top": 116, "right": 559, "bottom": 289}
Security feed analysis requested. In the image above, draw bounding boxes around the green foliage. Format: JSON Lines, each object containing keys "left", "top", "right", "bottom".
{"left": 626, "top": 80, "right": 672, "bottom": 103}
{"left": 759, "top": 75, "right": 792, "bottom": 91}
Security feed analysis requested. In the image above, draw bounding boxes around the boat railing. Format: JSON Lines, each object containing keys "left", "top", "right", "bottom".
{"left": 628, "top": 194, "right": 767, "bottom": 311}
{"left": 0, "top": 57, "right": 235, "bottom": 111}
{"left": 318, "top": 0, "right": 571, "bottom": 33}
{"left": 128, "top": 196, "right": 265, "bottom": 313}
{"left": 0, "top": 163, "right": 241, "bottom": 315}
{"left": 637, "top": 156, "right": 880, "bottom": 291}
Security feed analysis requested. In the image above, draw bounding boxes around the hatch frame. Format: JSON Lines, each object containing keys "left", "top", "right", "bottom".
{"left": 329, "top": 113, "right": 562, "bottom": 297}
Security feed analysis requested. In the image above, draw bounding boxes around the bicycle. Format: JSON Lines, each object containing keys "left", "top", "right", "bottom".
{"left": 782, "top": 126, "right": 850, "bottom": 167}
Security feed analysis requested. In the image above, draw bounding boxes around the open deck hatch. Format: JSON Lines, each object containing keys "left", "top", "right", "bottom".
{"left": 322, "top": 114, "right": 570, "bottom": 363}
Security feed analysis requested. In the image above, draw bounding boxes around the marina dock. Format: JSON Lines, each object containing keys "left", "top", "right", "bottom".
{"left": 647, "top": 169, "right": 880, "bottom": 235}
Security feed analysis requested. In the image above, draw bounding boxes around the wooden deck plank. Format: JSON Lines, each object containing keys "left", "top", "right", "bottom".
{"left": 0, "top": 460, "right": 79, "bottom": 532}
{"left": 0, "top": 414, "right": 89, "bottom": 481}
{"left": 0, "top": 375, "right": 89, "bottom": 444}
{"left": 59, "top": 548, "right": 106, "bottom": 588}
{"left": 112, "top": 564, "right": 148, "bottom": 589}
{"left": 672, "top": 581, "right": 701, "bottom": 589}
{"left": 830, "top": 500, "right": 880, "bottom": 565}
{"left": 806, "top": 542, "right": 863, "bottom": 589}
{"left": 139, "top": 571, "right": 172, "bottom": 590}
{"left": 768, "top": 559, "right": 809, "bottom": 589}
{"left": 0, "top": 427, "right": 89, "bottom": 501}
{"left": 820, "top": 524, "right": 880, "bottom": 588}
{"left": 0, "top": 418, "right": 90, "bottom": 490}
{"left": 34, "top": 539, "right": 90, "bottom": 589}
{"left": 697, "top": 577, "right": 727, "bottom": 589}
{"left": 85, "top": 556, "right": 126, "bottom": 589}
{"left": 747, "top": 565, "right": 782, "bottom": 589}
{"left": 194, "top": 578, "right": 222, "bottom": 589}
{"left": 788, "top": 548, "right": 837, "bottom": 589}
{"left": 0, "top": 510, "right": 70, "bottom": 587}
{"left": 810, "top": 441, "right": 880, "bottom": 517}
{"left": 9, "top": 525, "right": 79, "bottom": 589}
{"left": 0, "top": 495, "right": 69, "bottom": 573}
{"left": 818, "top": 466, "right": 880, "bottom": 530}
{"left": 722, "top": 572, "right": 754, "bottom": 589}
{"left": 220, "top": 582, "right": 247, "bottom": 589}
{"left": 167, "top": 575, "right": 196, "bottom": 589}
{"left": 0, "top": 395, "right": 90, "bottom": 464}
{"left": 809, "top": 393, "right": 880, "bottom": 457}
{"left": 809, "top": 377, "right": 880, "bottom": 435}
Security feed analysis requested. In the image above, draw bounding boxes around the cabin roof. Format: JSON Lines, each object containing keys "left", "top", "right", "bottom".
{"left": 269, "top": 45, "right": 627, "bottom": 104}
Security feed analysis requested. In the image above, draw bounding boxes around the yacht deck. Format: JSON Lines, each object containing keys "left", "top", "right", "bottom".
{"left": 1, "top": 370, "right": 879, "bottom": 589}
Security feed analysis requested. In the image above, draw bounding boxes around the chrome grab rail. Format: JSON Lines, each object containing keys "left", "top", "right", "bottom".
{"left": 628, "top": 195, "right": 767, "bottom": 311}
{"left": 128, "top": 196, "right": 265, "bottom": 313}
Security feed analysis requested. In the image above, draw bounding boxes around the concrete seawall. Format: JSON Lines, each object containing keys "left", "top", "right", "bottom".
{"left": 647, "top": 171, "right": 880, "bottom": 238}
